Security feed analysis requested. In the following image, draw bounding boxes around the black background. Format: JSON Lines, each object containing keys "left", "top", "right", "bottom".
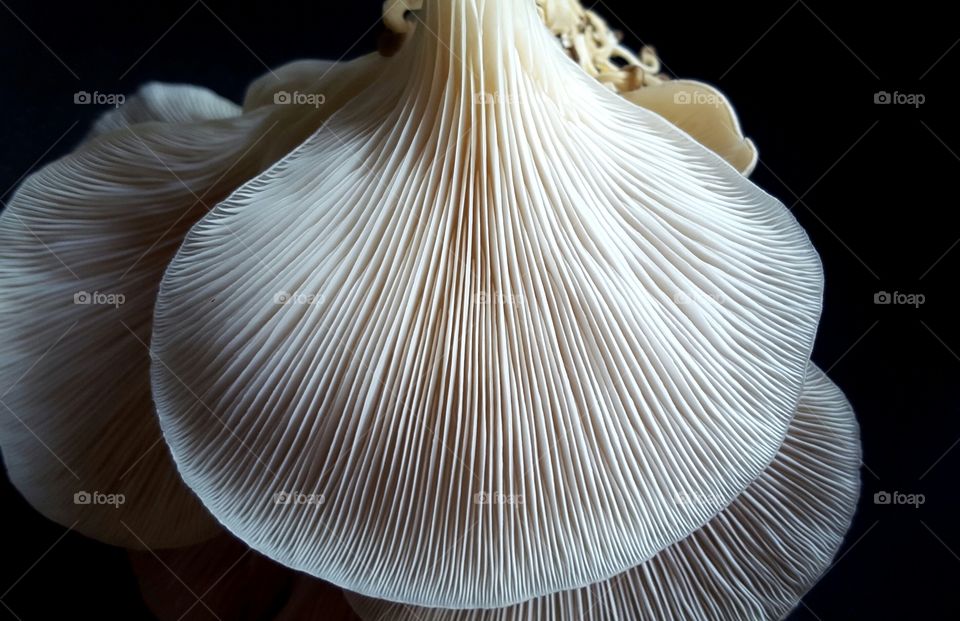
{"left": 1, "top": 1, "right": 957, "bottom": 619}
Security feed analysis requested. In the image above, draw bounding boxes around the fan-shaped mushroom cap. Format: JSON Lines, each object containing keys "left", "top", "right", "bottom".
{"left": 151, "top": 0, "right": 822, "bottom": 607}
{"left": 623, "top": 80, "right": 758, "bottom": 175}
{"left": 0, "top": 105, "right": 267, "bottom": 548}
{"left": 0, "top": 64, "right": 381, "bottom": 548}
{"left": 91, "top": 83, "right": 241, "bottom": 137}
{"left": 346, "top": 364, "right": 860, "bottom": 620}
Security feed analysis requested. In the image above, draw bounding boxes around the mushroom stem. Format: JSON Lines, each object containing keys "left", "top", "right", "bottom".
{"left": 536, "top": 0, "right": 667, "bottom": 91}
{"left": 382, "top": 0, "right": 668, "bottom": 93}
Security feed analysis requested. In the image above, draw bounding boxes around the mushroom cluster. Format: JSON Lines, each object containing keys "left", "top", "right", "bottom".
{"left": 0, "top": 0, "right": 859, "bottom": 619}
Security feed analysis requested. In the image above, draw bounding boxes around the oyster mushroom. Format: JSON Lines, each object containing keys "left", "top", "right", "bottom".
{"left": 1, "top": 1, "right": 857, "bottom": 618}
{"left": 0, "top": 56, "right": 386, "bottom": 548}
{"left": 150, "top": 0, "right": 822, "bottom": 607}
{"left": 346, "top": 364, "right": 861, "bottom": 619}
{"left": 90, "top": 83, "right": 241, "bottom": 137}
{"left": 0, "top": 91, "right": 256, "bottom": 547}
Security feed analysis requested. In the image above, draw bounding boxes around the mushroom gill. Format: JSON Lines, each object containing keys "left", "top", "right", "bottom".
{"left": 150, "top": 0, "right": 822, "bottom": 607}
{"left": 346, "top": 364, "right": 861, "bottom": 619}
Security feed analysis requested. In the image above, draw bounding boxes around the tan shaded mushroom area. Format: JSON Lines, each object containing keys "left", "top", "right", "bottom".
{"left": 622, "top": 81, "right": 758, "bottom": 176}
{"left": 535, "top": 0, "right": 756, "bottom": 174}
